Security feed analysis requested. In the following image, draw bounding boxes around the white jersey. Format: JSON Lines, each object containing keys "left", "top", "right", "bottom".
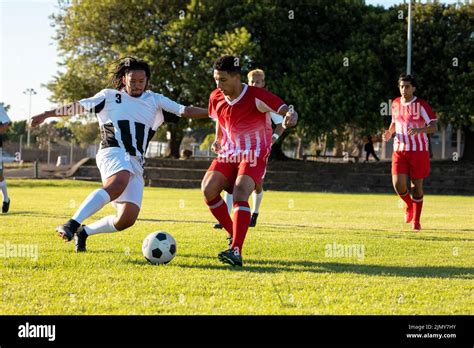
{"left": 0, "top": 105, "right": 11, "bottom": 124}
{"left": 79, "top": 89, "right": 185, "bottom": 156}
{"left": 0, "top": 105, "right": 11, "bottom": 149}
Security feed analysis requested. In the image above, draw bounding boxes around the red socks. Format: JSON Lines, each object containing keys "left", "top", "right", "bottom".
{"left": 398, "top": 190, "right": 413, "bottom": 208}
{"left": 412, "top": 195, "right": 424, "bottom": 223}
{"left": 230, "top": 201, "right": 251, "bottom": 254}
{"left": 205, "top": 196, "right": 233, "bottom": 236}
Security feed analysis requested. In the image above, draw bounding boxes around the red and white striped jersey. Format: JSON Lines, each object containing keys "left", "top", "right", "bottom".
{"left": 391, "top": 96, "right": 437, "bottom": 152}
{"left": 209, "top": 84, "right": 285, "bottom": 158}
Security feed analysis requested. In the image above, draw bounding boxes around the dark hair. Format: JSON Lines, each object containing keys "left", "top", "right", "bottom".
{"left": 213, "top": 55, "right": 241, "bottom": 75}
{"left": 109, "top": 57, "right": 151, "bottom": 90}
{"left": 398, "top": 74, "right": 417, "bottom": 88}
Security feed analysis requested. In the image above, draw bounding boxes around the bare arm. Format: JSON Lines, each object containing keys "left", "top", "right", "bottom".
{"left": 211, "top": 121, "right": 222, "bottom": 154}
{"left": 271, "top": 123, "right": 285, "bottom": 145}
{"left": 30, "top": 102, "right": 86, "bottom": 127}
{"left": 182, "top": 106, "right": 208, "bottom": 119}
{"left": 408, "top": 121, "right": 437, "bottom": 135}
{"left": 382, "top": 122, "right": 396, "bottom": 141}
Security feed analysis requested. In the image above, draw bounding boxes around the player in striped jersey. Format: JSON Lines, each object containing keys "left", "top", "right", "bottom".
{"left": 382, "top": 74, "right": 437, "bottom": 231}
{"left": 213, "top": 69, "right": 285, "bottom": 229}
{"left": 30, "top": 57, "right": 208, "bottom": 252}
{"left": 203, "top": 56, "right": 297, "bottom": 266}
{"left": 0, "top": 104, "right": 11, "bottom": 213}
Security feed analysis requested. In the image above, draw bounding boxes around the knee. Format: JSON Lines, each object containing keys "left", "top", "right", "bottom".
{"left": 115, "top": 216, "right": 136, "bottom": 231}
{"left": 201, "top": 180, "right": 218, "bottom": 201}
{"left": 413, "top": 186, "right": 423, "bottom": 197}
{"left": 393, "top": 181, "right": 406, "bottom": 194}
{"left": 233, "top": 185, "right": 250, "bottom": 202}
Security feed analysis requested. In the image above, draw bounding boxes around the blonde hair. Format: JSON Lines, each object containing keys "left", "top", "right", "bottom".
{"left": 247, "top": 69, "right": 265, "bottom": 82}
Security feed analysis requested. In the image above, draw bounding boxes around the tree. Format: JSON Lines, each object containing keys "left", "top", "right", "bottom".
{"left": 47, "top": 0, "right": 256, "bottom": 158}
{"left": 46, "top": 1, "right": 473, "bottom": 160}
{"left": 381, "top": 2, "right": 474, "bottom": 160}
{"left": 69, "top": 121, "right": 100, "bottom": 148}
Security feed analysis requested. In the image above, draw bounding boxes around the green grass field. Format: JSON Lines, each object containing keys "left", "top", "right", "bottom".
{"left": 0, "top": 179, "right": 473, "bottom": 315}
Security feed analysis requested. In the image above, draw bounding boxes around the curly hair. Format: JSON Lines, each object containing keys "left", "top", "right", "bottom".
{"left": 109, "top": 57, "right": 151, "bottom": 90}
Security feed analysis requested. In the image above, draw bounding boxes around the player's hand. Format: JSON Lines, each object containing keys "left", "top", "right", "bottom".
{"left": 407, "top": 127, "right": 421, "bottom": 135}
{"left": 283, "top": 110, "right": 298, "bottom": 129}
{"left": 30, "top": 113, "right": 48, "bottom": 127}
{"left": 211, "top": 140, "right": 221, "bottom": 154}
{"left": 382, "top": 130, "right": 393, "bottom": 141}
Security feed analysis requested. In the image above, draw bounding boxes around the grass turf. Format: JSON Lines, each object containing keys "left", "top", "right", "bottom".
{"left": 0, "top": 179, "right": 472, "bottom": 314}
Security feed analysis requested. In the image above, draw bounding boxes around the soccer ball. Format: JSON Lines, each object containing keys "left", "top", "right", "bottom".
{"left": 142, "top": 231, "right": 177, "bottom": 265}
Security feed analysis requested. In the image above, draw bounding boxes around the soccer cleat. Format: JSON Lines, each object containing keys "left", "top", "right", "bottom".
{"left": 56, "top": 219, "right": 81, "bottom": 242}
{"left": 249, "top": 213, "right": 259, "bottom": 227}
{"left": 213, "top": 222, "right": 223, "bottom": 229}
{"left": 218, "top": 247, "right": 243, "bottom": 267}
{"left": 74, "top": 226, "right": 88, "bottom": 252}
{"left": 405, "top": 206, "right": 413, "bottom": 223}
{"left": 412, "top": 222, "right": 421, "bottom": 231}
{"left": 2, "top": 199, "right": 10, "bottom": 213}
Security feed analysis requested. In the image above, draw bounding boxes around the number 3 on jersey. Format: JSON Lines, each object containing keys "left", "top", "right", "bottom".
{"left": 115, "top": 93, "right": 122, "bottom": 104}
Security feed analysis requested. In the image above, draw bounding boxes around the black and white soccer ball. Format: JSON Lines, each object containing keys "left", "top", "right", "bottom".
{"left": 142, "top": 231, "right": 177, "bottom": 265}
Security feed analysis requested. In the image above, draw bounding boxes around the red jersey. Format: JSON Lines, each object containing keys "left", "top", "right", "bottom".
{"left": 208, "top": 84, "right": 285, "bottom": 158}
{"left": 391, "top": 96, "right": 437, "bottom": 152}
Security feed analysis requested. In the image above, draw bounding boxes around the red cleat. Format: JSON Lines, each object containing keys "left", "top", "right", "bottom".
{"left": 412, "top": 222, "right": 421, "bottom": 231}
{"left": 405, "top": 206, "right": 414, "bottom": 223}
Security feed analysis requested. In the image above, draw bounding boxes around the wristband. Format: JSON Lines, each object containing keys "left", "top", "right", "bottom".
{"left": 272, "top": 133, "right": 280, "bottom": 141}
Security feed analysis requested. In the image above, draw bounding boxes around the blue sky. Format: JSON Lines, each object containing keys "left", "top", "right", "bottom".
{"left": 0, "top": 0, "right": 464, "bottom": 121}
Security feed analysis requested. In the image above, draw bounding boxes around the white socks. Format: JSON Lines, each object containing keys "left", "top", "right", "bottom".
{"left": 0, "top": 180, "right": 9, "bottom": 202}
{"left": 252, "top": 191, "right": 264, "bottom": 214}
{"left": 84, "top": 215, "right": 117, "bottom": 236}
{"left": 72, "top": 188, "right": 111, "bottom": 224}
{"left": 223, "top": 191, "right": 264, "bottom": 215}
{"left": 224, "top": 192, "right": 233, "bottom": 215}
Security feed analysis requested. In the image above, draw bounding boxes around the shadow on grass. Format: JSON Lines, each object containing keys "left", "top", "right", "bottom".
{"left": 173, "top": 254, "right": 474, "bottom": 279}
{"left": 1, "top": 211, "right": 70, "bottom": 219}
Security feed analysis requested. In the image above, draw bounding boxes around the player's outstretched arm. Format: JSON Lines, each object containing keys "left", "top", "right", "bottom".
{"left": 182, "top": 106, "right": 208, "bottom": 119}
{"left": 30, "top": 102, "right": 86, "bottom": 127}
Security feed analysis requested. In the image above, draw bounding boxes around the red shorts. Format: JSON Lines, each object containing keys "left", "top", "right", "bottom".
{"left": 207, "top": 152, "right": 269, "bottom": 193}
{"left": 392, "top": 151, "right": 430, "bottom": 179}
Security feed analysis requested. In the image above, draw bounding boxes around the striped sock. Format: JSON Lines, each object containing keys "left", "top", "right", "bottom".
{"left": 206, "top": 196, "right": 233, "bottom": 236}
{"left": 231, "top": 201, "right": 251, "bottom": 254}
{"left": 412, "top": 195, "right": 424, "bottom": 223}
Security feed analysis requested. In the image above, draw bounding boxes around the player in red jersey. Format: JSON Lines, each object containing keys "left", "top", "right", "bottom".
{"left": 202, "top": 56, "right": 298, "bottom": 266}
{"left": 382, "top": 74, "right": 437, "bottom": 231}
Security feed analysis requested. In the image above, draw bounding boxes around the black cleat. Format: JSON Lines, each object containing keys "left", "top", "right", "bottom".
{"left": 56, "top": 219, "right": 81, "bottom": 242}
{"left": 218, "top": 248, "right": 243, "bottom": 267}
{"left": 2, "top": 199, "right": 10, "bottom": 213}
{"left": 249, "top": 213, "right": 259, "bottom": 227}
{"left": 74, "top": 226, "right": 88, "bottom": 252}
{"left": 213, "top": 222, "right": 223, "bottom": 229}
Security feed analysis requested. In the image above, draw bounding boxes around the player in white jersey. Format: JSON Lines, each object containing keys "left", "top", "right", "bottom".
{"left": 30, "top": 57, "right": 208, "bottom": 252}
{"left": 213, "top": 69, "right": 285, "bottom": 230}
{"left": 0, "top": 104, "right": 11, "bottom": 213}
